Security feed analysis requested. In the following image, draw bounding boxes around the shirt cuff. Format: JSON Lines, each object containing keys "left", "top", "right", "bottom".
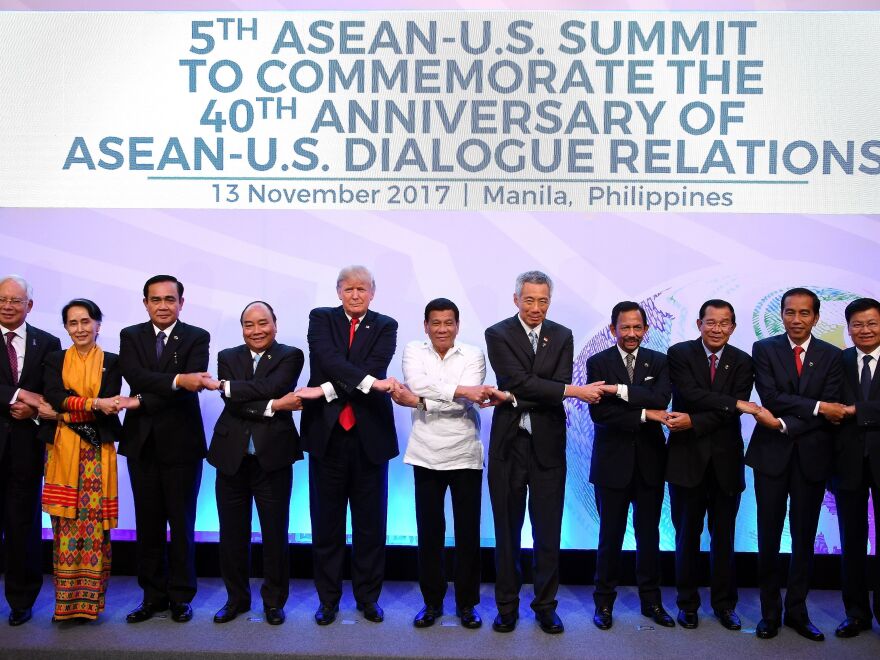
{"left": 812, "top": 401, "right": 820, "bottom": 417}
{"left": 617, "top": 384, "right": 629, "bottom": 401}
{"left": 9, "top": 388, "right": 19, "bottom": 405}
{"left": 509, "top": 392, "right": 518, "bottom": 407}
{"left": 223, "top": 381, "right": 231, "bottom": 398}
{"left": 779, "top": 418, "right": 788, "bottom": 434}
{"left": 640, "top": 408, "right": 646, "bottom": 423}
{"left": 263, "top": 401, "right": 275, "bottom": 417}
{"left": 321, "top": 381, "right": 337, "bottom": 402}
{"left": 357, "top": 375, "right": 375, "bottom": 393}
{"left": 172, "top": 375, "right": 180, "bottom": 391}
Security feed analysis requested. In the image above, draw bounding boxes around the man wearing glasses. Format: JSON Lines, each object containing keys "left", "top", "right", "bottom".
{"left": 665, "top": 300, "right": 756, "bottom": 632}
{"left": 0, "top": 275, "right": 61, "bottom": 626}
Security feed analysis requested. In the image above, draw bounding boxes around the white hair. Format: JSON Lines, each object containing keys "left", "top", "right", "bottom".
{"left": 515, "top": 270, "right": 553, "bottom": 297}
{"left": 336, "top": 265, "right": 375, "bottom": 291}
{"left": 0, "top": 274, "right": 33, "bottom": 299}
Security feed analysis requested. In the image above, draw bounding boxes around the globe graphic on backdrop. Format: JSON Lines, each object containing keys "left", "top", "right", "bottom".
{"left": 561, "top": 283, "right": 863, "bottom": 554}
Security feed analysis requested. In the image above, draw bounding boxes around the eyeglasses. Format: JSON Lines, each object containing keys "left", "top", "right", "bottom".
{"left": 0, "top": 297, "right": 27, "bottom": 307}
{"left": 850, "top": 321, "right": 880, "bottom": 331}
{"left": 702, "top": 320, "right": 733, "bottom": 330}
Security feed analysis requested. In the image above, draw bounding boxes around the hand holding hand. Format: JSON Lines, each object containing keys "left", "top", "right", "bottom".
{"left": 454, "top": 384, "right": 492, "bottom": 404}
{"left": 116, "top": 395, "right": 140, "bottom": 410}
{"left": 15, "top": 389, "right": 42, "bottom": 408}
{"left": 9, "top": 401, "right": 36, "bottom": 420}
{"left": 736, "top": 400, "right": 761, "bottom": 415}
{"left": 645, "top": 409, "right": 669, "bottom": 424}
{"left": 390, "top": 384, "right": 420, "bottom": 408}
{"left": 371, "top": 377, "right": 399, "bottom": 393}
{"left": 480, "top": 387, "right": 510, "bottom": 408}
{"left": 272, "top": 392, "right": 303, "bottom": 412}
{"left": 819, "top": 401, "right": 847, "bottom": 425}
{"left": 37, "top": 399, "right": 59, "bottom": 421}
{"left": 177, "top": 372, "right": 209, "bottom": 393}
{"left": 752, "top": 406, "right": 783, "bottom": 430}
{"left": 200, "top": 374, "right": 222, "bottom": 391}
{"left": 598, "top": 384, "right": 618, "bottom": 396}
{"left": 665, "top": 411, "right": 692, "bottom": 431}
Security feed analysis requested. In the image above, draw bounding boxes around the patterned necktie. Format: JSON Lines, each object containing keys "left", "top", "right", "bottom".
{"left": 862, "top": 355, "right": 873, "bottom": 401}
{"left": 794, "top": 345, "right": 804, "bottom": 377}
{"left": 247, "top": 352, "right": 262, "bottom": 454}
{"left": 156, "top": 330, "right": 166, "bottom": 361}
{"left": 625, "top": 353, "right": 635, "bottom": 384}
{"left": 529, "top": 330, "right": 538, "bottom": 354}
{"left": 709, "top": 353, "right": 717, "bottom": 383}
{"left": 5, "top": 331, "right": 18, "bottom": 385}
{"left": 519, "top": 330, "right": 539, "bottom": 434}
{"left": 339, "top": 317, "right": 359, "bottom": 431}
{"left": 253, "top": 353, "right": 261, "bottom": 374}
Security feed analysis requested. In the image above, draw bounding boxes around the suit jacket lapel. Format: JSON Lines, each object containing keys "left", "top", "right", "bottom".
{"left": 0, "top": 328, "right": 14, "bottom": 383}
{"left": 633, "top": 348, "right": 651, "bottom": 384}
{"left": 20, "top": 325, "right": 40, "bottom": 381}
{"left": 607, "top": 347, "right": 630, "bottom": 385}
{"left": 159, "top": 322, "right": 183, "bottom": 371}
{"left": 774, "top": 335, "right": 799, "bottom": 392}
{"left": 350, "top": 310, "right": 376, "bottom": 359}
{"left": 533, "top": 324, "right": 554, "bottom": 372}
{"left": 238, "top": 345, "right": 254, "bottom": 380}
{"left": 509, "top": 316, "right": 536, "bottom": 366}
{"left": 843, "top": 348, "right": 860, "bottom": 400}
{"left": 253, "top": 342, "right": 277, "bottom": 378}
{"left": 712, "top": 344, "right": 733, "bottom": 392}
{"left": 798, "top": 335, "right": 819, "bottom": 394}
{"left": 141, "top": 323, "right": 160, "bottom": 369}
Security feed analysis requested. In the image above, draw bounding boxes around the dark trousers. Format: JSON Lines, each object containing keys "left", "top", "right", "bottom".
{"left": 835, "top": 457, "right": 880, "bottom": 623}
{"left": 216, "top": 456, "right": 293, "bottom": 609}
{"left": 127, "top": 441, "right": 203, "bottom": 604}
{"left": 308, "top": 426, "right": 388, "bottom": 606}
{"left": 753, "top": 449, "right": 825, "bottom": 623}
{"left": 413, "top": 465, "right": 482, "bottom": 609}
{"left": 0, "top": 439, "right": 43, "bottom": 610}
{"left": 669, "top": 460, "right": 740, "bottom": 612}
{"left": 593, "top": 462, "right": 664, "bottom": 609}
{"left": 488, "top": 430, "right": 565, "bottom": 615}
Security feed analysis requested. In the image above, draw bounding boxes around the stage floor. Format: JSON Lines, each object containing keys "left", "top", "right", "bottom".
{"left": 0, "top": 577, "right": 877, "bottom": 659}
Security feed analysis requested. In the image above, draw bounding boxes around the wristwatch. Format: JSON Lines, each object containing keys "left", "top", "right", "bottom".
{"left": 416, "top": 397, "right": 426, "bottom": 411}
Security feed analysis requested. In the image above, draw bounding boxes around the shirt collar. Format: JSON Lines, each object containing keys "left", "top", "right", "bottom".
{"left": 856, "top": 344, "right": 880, "bottom": 363}
{"left": 517, "top": 315, "right": 542, "bottom": 338}
{"left": 701, "top": 341, "right": 726, "bottom": 360}
{"left": 787, "top": 334, "right": 812, "bottom": 353}
{"left": 345, "top": 311, "right": 365, "bottom": 325}
{"left": 617, "top": 344, "right": 639, "bottom": 362}
{"left": 0, "top": 323, "right": 24, "bottom": 338}
{"left": 153, "top": 320, "right": 177, "bottom": 337}
{"left": 424, "top": 340, "right": 461, "bottom": 359}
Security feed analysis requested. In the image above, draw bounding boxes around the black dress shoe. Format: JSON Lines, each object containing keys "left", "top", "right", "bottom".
{"left": 593, "top": 606, "right": 613, "bottom": 630}
{"left": 641, "top": 603, "right": 675, "bottom": 627}
{"left": 756, "top": 618, "right": 779, "bottom": 639}
{"left": 314, "top": 603, "right": 338, "bottom": 626}
{"left": 456, "top": 606, "right": 482, "bottom": 629}
{"left": 357, "top": 601, "right": 384, "bottom": 623}
{"left": 714, "top": 609, "right": 742, "bottom": 631}
{"left": 213, "top": 602, "right": 249, "bottom": 623}
{"left": 8, "top": 608, "right": 32, "bottom": 627}
{"left": 835, "top": 617, "right": 872, "bottom": 638}
{"left": 126, "top": 600, "right": 169, "bottom": 623}
{"left": 492, "top": 611, "right": 517, "bottom": 633}
{"left": 536, "top": 610, "right": 564, "bottom": 634}
{"left": 413, "top": 605, "right": 443, "bottom": 628}
{"left": 264, "top": 607, "right": 285, "bottom": 625}
{"left": 170, "top": 602, "right": 193, "bottom": 623}
{"left": 677, "top": 609, "right": 698, "bottom": 629}
{"left": 783, "top": 616, "right": 824, "bottom": 641}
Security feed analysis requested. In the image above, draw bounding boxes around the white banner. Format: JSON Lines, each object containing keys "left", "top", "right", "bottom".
{"left": 1, "top": 11, "right": 879, "bottom": 212}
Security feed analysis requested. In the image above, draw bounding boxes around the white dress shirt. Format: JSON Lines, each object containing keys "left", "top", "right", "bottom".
{"left": 402, "top": 340, "right": 485, "bottom": 471}
{"left": 1, "top": 322, "right": 25, "bottom": 404}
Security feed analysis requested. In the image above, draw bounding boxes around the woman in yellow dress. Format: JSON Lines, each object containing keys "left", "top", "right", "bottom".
{"left": 38, "top": 299, "right": 139, "bottom": 621}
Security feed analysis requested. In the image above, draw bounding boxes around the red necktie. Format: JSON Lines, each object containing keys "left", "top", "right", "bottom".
{"left": 338, "top": 317, "right": 359, "bottom": 431}
{"left": 794, "top": 345, "right": 804, "bottom": 377}
{"left": 5, "top": 331, "right": 18, "bottom": 385}
{"left": 709, "top": 353, "right": 717, "bottom": 383}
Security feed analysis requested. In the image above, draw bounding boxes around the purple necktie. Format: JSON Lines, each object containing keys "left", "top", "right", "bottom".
{"left": 156, "top": 331, "right": 166, "bottom": 361}
{"left": 5, "top": 331, "right": 18, "bottom": 385}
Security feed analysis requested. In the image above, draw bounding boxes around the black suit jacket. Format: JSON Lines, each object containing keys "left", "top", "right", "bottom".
{"left": 0, "top": 324, "right": 61, "bottom": 470}
{"left": 587, "top": 345, "right": 671, "bottom": 489}
{"left": 40, "top": 349, "right": 123, "bottom": 445}
{"left": 208, "top": 341, "right": 304, "bottom": 476}
{"left": 299, "top": 306, "right": 398, "bottom": 464}
{"left": 666, "top": 339, "right": 754, "bottom": 494}
{"left": 118, "top": 320, "right": 210, "bottom": 463}
{"left": 745, "top": 333, "right": 842, "bottom": 481}
{"left": 833, "top": 347, "right": 880, "bottom": 490}
{"left": 484, "top": 315, "right": 572, "bottom": 468}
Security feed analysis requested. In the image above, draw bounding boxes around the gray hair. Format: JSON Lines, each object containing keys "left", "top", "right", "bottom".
{"left": 515, "top": 270, "right": 553, "bottom": 298}
{"left": 0, "top": 274, "right": 33, "bottom": 299}
{"left": 336, "top": 265, "right": 375, "bottom": 291}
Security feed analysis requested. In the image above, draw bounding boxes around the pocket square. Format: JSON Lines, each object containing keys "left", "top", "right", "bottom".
{"left": 644, "top": 376, "right": 654, "bottom": 381}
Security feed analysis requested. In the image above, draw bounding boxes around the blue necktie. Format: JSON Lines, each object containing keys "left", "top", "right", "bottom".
{"left": 248, "top": 353, "right": 261, "bottom": 454}
{"left": 156, "top": 331, "right": 166, "bottom": 361}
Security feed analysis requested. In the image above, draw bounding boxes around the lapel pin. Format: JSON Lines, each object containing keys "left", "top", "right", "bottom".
{"left": 365, "top": 325, "right": 371, "bottom": 329}
{"left": 809, "top": 361, "right": 813, "bottom": 367}
{"left": 266, "top": 354, "right": 272, "bottom": 360}
{"left": 173, "top": 335, "right": 178, "bottom": 340}
{"left": 543, "top": 336, "right": 549, "bottom": 343}
{"left": 724, "top": 364, "right": 729, "bottom": 370}
{"left": 644, "top": 362, "right": 649, "bottom": 368}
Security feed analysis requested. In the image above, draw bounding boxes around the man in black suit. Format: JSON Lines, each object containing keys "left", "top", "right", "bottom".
{"left": 0, "top": 275, "right": 61, "bottom": 626}
{"left": 205, "top": 301, "right": 304, "bottom": 626}
{"left": 665, "top": 299, "right": 756, "bottom": 631}
{"left": 483, "top": 270, "right": 603, "bottom": 635}
{"left": 119, "top": 274, "right": 211, "bottom": 623}
{"left": 831, "top": 297, "right": 880, "bottom": 638}
{"left": 588, "top": 301, "right": 673, "bottom": 631}
{"left": 746, "top": 287, "right": 843, "bottom": 641}
{"left": 297, "top": 266, "right": 398, "bottom": 625}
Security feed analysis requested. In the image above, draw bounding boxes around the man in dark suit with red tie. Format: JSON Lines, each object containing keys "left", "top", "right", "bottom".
{"left": 746, "top": 287, "right": 843, "bottom": 641}
{"left": 206, "top": 301, "right": 305, "bottom": 626}
{"left": 0, "top": 275, "right": 61, "bottom": 626}
{"left": 297, "top": 266, "right": 398, "bottom": 626}
{"left": 119, "top": 275, "right": 211, "bottom": 624}
{"left": 665, "top": 299, "right": 756, "bottom": 631}
{"left": 588, "top": 301, "right": 673, "bottom": 631}
{"left": 483, "top": 271, "right": 604, "bottom": 635}
{"left": 831, "top": 297, "right": 880, "bottom": 638}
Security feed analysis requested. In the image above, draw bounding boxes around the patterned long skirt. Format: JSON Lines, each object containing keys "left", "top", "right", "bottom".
{"left": 50, "top": 441, "right": 112, "bottom": 621}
